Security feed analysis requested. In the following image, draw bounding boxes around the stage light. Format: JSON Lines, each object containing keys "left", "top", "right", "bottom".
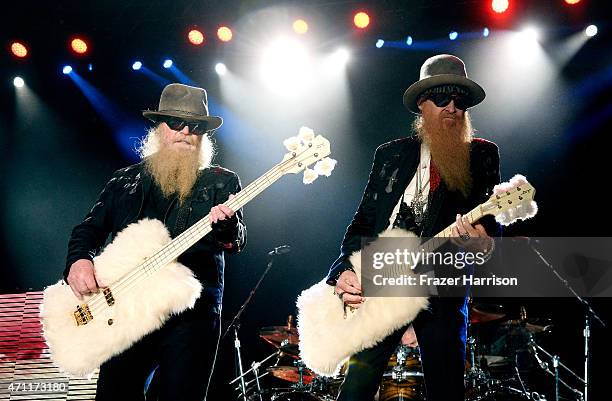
{"left": 71, "top": 38, "right": 88, "bottom": 54}
{"left": 331, "top": 48, "right": 350, "bottom": 66}
{"left": 188, "top": 29, "right": 205, "bottom": 45}
{"left": 88, "top": 63, "right": 93, "bottom": 71}
{"left": 132, "top": 61, "right": 142, "bottom": 71}
{"left": 293, "top": 19, "right": 308, "bottom": 34}
{"left": 13, "top": 77, "right": 25, "bottom": 88}
{"left": 259, "top": 38, "right": 312, "bottom": 95}
{"left": 519, "top": 27, "right": 539, "bottom": 42}
{"left": 491, "top": 0, "right": 509, "bottom": 14}
{"left": 217, "top": 26, "right": 233, "bottom": 42}
{"left": 449, "top": 31, "right": 458, "bottom": 40}
{"left": 354, "top": 11, "right": 370, "bottom": 29}
{"left": 585, "top": 24, "right": 598, "bottom": 37}
{"left": 483, "top": 27, "right": 490, "bottom": 37}
{"left": 11, "top": 42, "right": 28, "bottom": 58}
{"left": 375, "top": 39, "right": 384, "bottom": 48}
{"left": 163, "top": 59, "right": 173, "bottom": 68}
{"left": 565, "top": 0, "right": 580, "bottom": 4}
{"left": 406, "top": 36, "right": 413, "bottom": 46}
{"left": 215, "top": 63, "right": 227, "bottom": 76}
{"left": 62, "top": 65, "right": 73, "bottom": 75}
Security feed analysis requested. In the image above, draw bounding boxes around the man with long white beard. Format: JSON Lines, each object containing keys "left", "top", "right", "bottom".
{"left": 327, "top": 55, "right": 500, "bottom": 401}
{"left": 64, "top": 83, "right": 246, "bottom": 400}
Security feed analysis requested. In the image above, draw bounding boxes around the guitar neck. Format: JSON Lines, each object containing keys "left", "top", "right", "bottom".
{"left": 109, "top": 161, "right": 289, "bottom": 298}
{"left": 150, "top": 162, "right": 286, "bottom": 267}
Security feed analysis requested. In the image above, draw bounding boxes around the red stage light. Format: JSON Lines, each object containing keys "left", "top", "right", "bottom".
{"left": 71, "top": 38, "right": 88, "bottom": 54}
{"left": 188, "top": 29, "right": 205, "bottom": 45}
{"left": 217, "top": 26, "right": 233, "bottom": 42}
{"left": 565, "top": 0, "right": 581, "bottom": 4}
{"left": 293, "top": 19, "right": 309, "bottom": 35}
{"left": 11, "top": 42, "right": 28, "bottom": 58}
{"left": 491, "top": 0, "right": 509, "bottom": 14}
{"left": 354, "top": 11, "right": 370, "bottom": 29}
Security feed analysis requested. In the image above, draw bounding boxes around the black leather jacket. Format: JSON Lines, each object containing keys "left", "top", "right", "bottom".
{"left": 326, "top": 135, "right": 500, "bottom": 285}
{"left": 65, "top": 160, "right": 247, "bottom": 313}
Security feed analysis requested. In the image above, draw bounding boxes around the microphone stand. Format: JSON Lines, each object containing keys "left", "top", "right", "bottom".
{"left": 222, "top": 245, "right": 291, "bottom": 401}
{"left": 527, "top": 240, "right": 606, "bottom": 401}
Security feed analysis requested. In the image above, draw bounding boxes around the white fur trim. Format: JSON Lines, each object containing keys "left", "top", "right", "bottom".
{"left": 296, "top": 228, "right": 428, "bottom": 376}
{"left": 41, "top": 218, "right": 202, "bottom": 378}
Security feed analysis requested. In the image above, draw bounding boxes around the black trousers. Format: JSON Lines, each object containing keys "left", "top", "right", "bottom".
{"left": 95, "top": 304, "right": 221, "bottom": 401}
{"left": 336, "top": 298, "right": 468, "bottom": 401}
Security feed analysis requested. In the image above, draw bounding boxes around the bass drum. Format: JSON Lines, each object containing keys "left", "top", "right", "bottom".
{"left": 379, "top": 345, "right": 425, "bottom": 401}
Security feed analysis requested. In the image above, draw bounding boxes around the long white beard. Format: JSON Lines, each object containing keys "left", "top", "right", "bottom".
{"left": 144, "top": 144, "right": 201, "bottom": 202}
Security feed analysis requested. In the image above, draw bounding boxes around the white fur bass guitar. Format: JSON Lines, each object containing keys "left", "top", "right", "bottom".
{"left": 297, "top": 175, "right": 538, "bottom": 376}
{"left": 41, "top": 128, "right": 335, "bottom": 377}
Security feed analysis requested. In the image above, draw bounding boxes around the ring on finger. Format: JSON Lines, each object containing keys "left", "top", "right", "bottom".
{"left": 460, "top": 233, "right": 470, "bottom": 240}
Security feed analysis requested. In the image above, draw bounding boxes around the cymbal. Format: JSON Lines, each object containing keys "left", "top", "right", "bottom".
{"left": 267, "top": 366, "right": 314, "bottom": 384}
{"left": 259, "top": 326, "right": 299, "bottom": 347}
{"left": 470, "top": 303, "right": 506, "bottom": 324}
{"left": 279, "top": 342, "right": 300, "bottom": 358}
{"left": 501, "top": 318, "right": 553, "bottom": 334}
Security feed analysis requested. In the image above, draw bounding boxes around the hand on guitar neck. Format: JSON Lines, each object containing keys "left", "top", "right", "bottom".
{"left": 450, "top": 213, "right": 494, "bottom": 254}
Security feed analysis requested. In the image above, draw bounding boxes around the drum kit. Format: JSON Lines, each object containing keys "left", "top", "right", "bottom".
{"left": 231, "top": 304, "right": 583, "bottom": 401}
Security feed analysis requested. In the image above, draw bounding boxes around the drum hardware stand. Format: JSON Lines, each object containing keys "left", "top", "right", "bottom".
{"left": 527, "top": 239, "right": 606, "bottom": 401}
{"left": 528, "top": 336, "right": 584, "bottom": 401}
{"left": 223, "top": 245, "right": 291, "bottom": 401}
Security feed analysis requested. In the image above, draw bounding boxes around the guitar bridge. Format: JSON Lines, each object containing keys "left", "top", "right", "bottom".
{"left": 74, "top": 304, "right": 93, "bottom": 326}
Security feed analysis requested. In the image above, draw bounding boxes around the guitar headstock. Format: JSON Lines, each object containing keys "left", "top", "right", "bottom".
{"left": 280, "top": 127, "right": 336, "bottom": 184}
{"left": 481, "top": 174, "right": 538, "bottom": 226}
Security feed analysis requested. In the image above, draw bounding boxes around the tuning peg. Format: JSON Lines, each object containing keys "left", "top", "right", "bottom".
{"left": 298, "top": 126, "right": 315, "bottom": 143}
{"left": 283, "top": 136, "right": 300, "bottom": 152}
{"left": 314, "top": 157, "right": 337, "bottom": 177}
{"left": 303, "top": 168, "right": 319, "bottom": 185}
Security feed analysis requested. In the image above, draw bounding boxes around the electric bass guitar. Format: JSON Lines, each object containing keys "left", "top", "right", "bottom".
{"left": 41, "top": 128, "right": 334, "bottom": 377}
{"left": 297, "top": 174, "right": 537, "bottom": 376}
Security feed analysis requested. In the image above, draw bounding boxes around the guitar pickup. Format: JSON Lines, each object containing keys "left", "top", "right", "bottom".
{"left": 74, "top": 304, "right": 93, "bottom": 326}
{"left": 103, "top": 288, "right": 115, "bottom": 306}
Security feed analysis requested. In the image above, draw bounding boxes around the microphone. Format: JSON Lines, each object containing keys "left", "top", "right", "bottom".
{"left": 268, "top": 245, "right": 291, "bottom": 256}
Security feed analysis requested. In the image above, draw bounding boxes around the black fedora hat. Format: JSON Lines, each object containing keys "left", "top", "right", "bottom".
{"left": 143, "top": 83, "right": 223, "bottom": 130}
{"left": 403, "top": 54, "right": 485, "bottom": 114}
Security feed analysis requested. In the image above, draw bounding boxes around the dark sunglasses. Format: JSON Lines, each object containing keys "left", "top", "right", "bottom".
{"left": 162, "top": 118, "right": 208, "bottom": 135}
{"left": 424, "top": 93, "right": 471, "bottom": 111}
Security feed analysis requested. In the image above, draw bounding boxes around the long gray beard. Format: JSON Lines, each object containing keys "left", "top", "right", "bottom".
{"left": 144, "top": 146, "right": 201, "bottom": 203}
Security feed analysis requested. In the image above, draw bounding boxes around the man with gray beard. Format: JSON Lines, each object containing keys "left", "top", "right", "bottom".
{"left": 64, "top": 83, "right": 246, "bottom": 401}
{"left": 327, "top": 55, "right": 500, "bottom": 401}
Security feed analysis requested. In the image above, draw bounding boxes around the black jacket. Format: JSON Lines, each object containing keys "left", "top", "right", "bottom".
{"left": 65, "top": 161, "right": 247, "bottom": 313}
{"left": 326, "top": 135, "right": 500, "bottom": 284}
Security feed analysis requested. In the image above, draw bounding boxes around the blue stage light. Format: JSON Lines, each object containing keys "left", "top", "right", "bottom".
{"left": 132, "top": 61, "right": 142, "bottom": 71}
{"left": 62, "top": 65, "right": 73, "bottom": 74}
{"left": 163, "top": 59, "right": 173, "bottom": 69}
{"left": 375, "top": 39, "right": 384, "bottom": 48}
{"left": 406, "top": 36, "right": 413, "bottom": 46}
{"left": 483, "top": 28, "right": 490, "bottom": 37}
{"left": 449, "top": 31, "right": 458, "bottom": 40}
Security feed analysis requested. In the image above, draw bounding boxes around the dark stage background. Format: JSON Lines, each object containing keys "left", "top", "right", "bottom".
{"left": 1, "top": 1, "right": 611, "bottom": 400}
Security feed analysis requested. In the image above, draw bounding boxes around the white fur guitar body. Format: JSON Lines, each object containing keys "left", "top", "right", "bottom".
{"left": 41, "top": 219, "right": 202, "bottom": 377}
{"left": 297, "top": 229, "right": 428, "bottom": 376}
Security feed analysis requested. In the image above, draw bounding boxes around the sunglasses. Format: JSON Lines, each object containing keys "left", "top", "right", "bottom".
{"left": 423, "top": 93, "right": 471, "bottom": 111}
{"left": 162, "top": 118, "right": 208, "bottom": 135}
